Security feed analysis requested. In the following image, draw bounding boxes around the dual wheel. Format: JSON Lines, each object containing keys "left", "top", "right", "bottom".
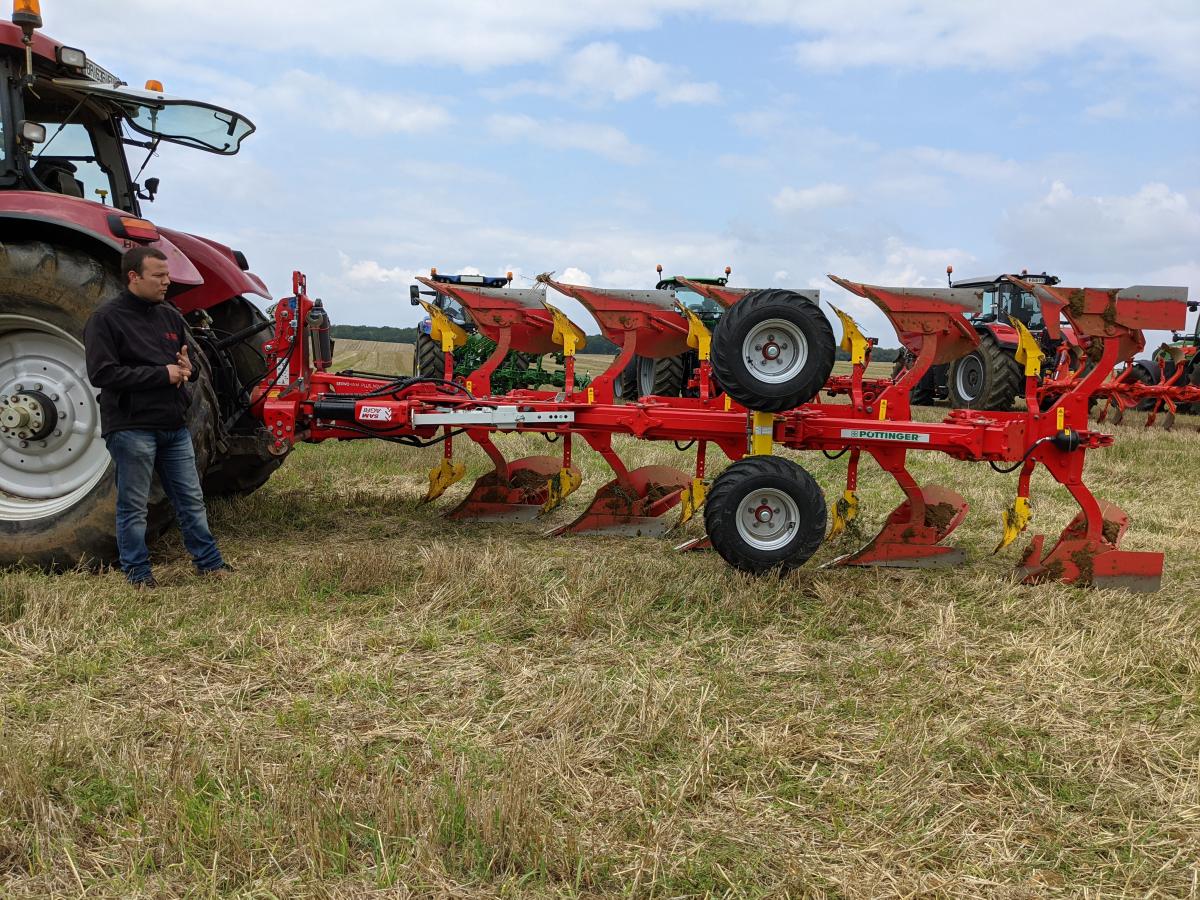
{"left": 701, "top": 289, "right": 835, "bottom": 574}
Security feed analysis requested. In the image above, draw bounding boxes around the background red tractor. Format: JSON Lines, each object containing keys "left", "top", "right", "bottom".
{"left": 894, "top": 270, "right": 1083, "bottom": 409}
{"left": 0, "top": 6, "right": 284, "bottom": 567}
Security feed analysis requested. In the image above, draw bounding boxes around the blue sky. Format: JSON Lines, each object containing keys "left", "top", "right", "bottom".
{"left": 53, "top": 0, "right": 1200, "bottom": 344}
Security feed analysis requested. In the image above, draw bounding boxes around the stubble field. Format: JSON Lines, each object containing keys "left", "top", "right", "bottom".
{"left": 1, "top": 342, "right": 1198, "bottom": 898}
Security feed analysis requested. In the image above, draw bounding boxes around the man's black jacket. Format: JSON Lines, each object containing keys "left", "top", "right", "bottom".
{"left": 84, "top": 289, "right": 198, "bottom": 437}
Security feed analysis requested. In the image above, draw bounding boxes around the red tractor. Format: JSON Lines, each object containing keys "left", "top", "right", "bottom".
{"left": 895, "top": 269, "right": 1083, "bottom": 409}
{"left": 0, "top": 5, "right": 284, "bottom": 567}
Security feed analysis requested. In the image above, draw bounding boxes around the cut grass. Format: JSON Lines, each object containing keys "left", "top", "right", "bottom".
{"left": 1, "top": 377, "right": 1198, "bottom": 896}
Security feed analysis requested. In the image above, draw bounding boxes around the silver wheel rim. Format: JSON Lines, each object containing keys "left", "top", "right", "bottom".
{"left": 735, "top": 486, "right": 800, "bottom": 551}
{"left": 955, "top": 353, "right": 984, "bottom": 401}
{"left": 742, "top": 318, "right": 808, "bottom": 384}
{"left": 637, "top": 357, "right": 658, "bottom": 397}
{"left": 0, "top": 315, "right": 108, "bottom": 521}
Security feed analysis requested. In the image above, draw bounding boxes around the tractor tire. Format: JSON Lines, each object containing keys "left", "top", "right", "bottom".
{"left": 948, "top": 334, "right": 1023, "bottom": 410}
{"left": 634, "top": 354, "right": 685, "bottom": 398}
{"left": 891, "top": 353, "right": 939, "bottom": 405}
{"left": 200, "top": 296, "right": 282, "bottom": 497}
{"left": 1128, "top": 360, "right": 1160, "bottom": 411}
{"left": 414, "top": 330, "right": 445, "bottom": 379}
{"left": 614, "top": 356, "right": 639, "bottom": 401}
{"left": 704, "top": 455, "right": 827, "bottom": 575}
{"left": 0, "top": 241, "right": 220, "bottom": 568}
{"left": 710, "top": 289, "right": 836, "bottom": 412}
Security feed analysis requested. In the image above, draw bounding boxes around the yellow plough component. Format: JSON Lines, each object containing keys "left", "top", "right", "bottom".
{"left": 675, "top": 301, "right": 713, "bottom": 361}
{"left": 542, "top": 467, "right": 582, "bottom": 513}
{"left": 831, "top": 305, "right": 869, "bottom": 366}
{"left": 424, "top": 458, "right": 466, "bottom": 503}
{"left": 676, "top": 477, "right": 708, "bottom": 527}
{"left": 826, "top": 489, "right": 860, "bottom": 540}
{"left": 994, "top": 496, "right": 1032, "bottom": 553}
{"left": 543, "top": 300, "right": 587, "bottom": 356}
{"left": 750, "top": 411, "right": 775, "bottom": 456}
{"left": 417, "top": 299, "right": 469, "bottom": 353}
{"left": 1009, "top": 317, "right": 1044, "bottom": 378}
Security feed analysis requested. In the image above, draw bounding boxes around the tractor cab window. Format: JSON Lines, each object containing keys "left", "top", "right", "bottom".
{"left": 998, "top": 283, "right": 1044, "bottom": 329}
{"left": 980, "top": 286, "right": 997, "bottom": 319}
{"left": 28, "top": 122, "right": 115, "bottom": 204}
{"left": 673, "top": 288, "right": 723, "bottom": 326}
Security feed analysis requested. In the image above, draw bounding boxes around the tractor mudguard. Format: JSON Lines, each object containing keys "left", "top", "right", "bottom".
{"left": 983, "top": 321, "right": 1019, "bottom": 349}
{"left": 158, "top": 226, "right": 271, "bottom": 314}
{"left": 0, "top": 196, "right": 202, "bottom": 286}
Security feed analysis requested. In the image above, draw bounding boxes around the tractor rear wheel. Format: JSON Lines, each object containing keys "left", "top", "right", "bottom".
{"left": 704, "top": 455, "right": 827, "bottom": 574}
{"left": 710, "top": 289, "right": 836, "bottom": 412}
{"left": 634, "top": 354, "right": 685, "bottom": 398}
{"left": 1127, "top": 360, "right": 1160, "bottom": 411}
{"left": 200, "top": 296, "right": 281, "bottom": 496}
{"left": 891, "top": 352, "right": 941, "bottom": 405}
{"left": 948, "top": 334, "right": 1023, "bottom": 410}
{"left": 0, "top": 241, "right": 220, "bottom": 568}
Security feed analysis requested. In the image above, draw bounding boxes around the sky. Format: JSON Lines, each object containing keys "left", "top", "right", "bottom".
{"left": 48, "top": 0, "right": 1200, "bottom": 345}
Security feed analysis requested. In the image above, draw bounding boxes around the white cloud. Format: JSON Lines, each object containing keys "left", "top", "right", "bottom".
{"left": 50, "top": 0, "right": 1200, "bottom": 87}
{"left": 486, "top": 114, "right": 647, "bottom": 164}
{"left": 1084, "top": 97, "right": 1129, "bottom": 120}
{"left": 562, "top": 42, "right": 720, "bottom": 105}
{"left": 908, "top": 147, "right": 1023, "bottom": 182}
{"left": 773, "top": 0, "right": 1200, "bottom": 83}
{"left": 340, "top": 255, "right": 416, "bottom": 285}
{"left": 489, "top": 42, "right": 719, "bottom": 106}
{"left": 260, "top": 71, "right": 452, "bottom": 136}
{"left": 772, "top": 183, "right": 853, "bottom": 212}
{"left": 999, "top": 181, "right": 1200, "bottom": 273}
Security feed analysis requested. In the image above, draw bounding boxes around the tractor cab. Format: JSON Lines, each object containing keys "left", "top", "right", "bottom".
{"left": 1, "top": 18, "right": 253, "bottom": 214}
{"left": 409, "top": 270, "right": 514, "bottom": 330}
{"left": 951, "top": 272, "right": 1060, "bottom": 331}
{"left": 655, "top": 273, "right": 726, "bottom": 328}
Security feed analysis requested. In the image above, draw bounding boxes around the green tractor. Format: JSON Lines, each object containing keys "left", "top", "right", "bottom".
{"left": 613, "top": 266, "right": 729, "bottom": 399}
{"left": 409, "top": 272, "right": 588, "bottom": 393}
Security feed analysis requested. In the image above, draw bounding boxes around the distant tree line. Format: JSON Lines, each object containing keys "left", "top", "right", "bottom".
{"left": 329, "top": 325, "right": 900, "bottom": 360}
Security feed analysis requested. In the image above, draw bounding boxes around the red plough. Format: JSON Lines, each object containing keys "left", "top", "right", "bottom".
{"left": 257, "top": 270, "right": 1189, "bottom": 592}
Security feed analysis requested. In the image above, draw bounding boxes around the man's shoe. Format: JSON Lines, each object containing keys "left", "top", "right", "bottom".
{"left": 198, "top": 564, "right": 235, "bottom": 579}
{"left": 130, "top": 576, "right": 158, "bottom": 591}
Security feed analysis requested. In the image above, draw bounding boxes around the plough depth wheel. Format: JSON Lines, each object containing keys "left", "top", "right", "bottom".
{"left": 704, "top": 455, "right": 827, "bottom": 574}
{"left": 711, "top": 289, "right": 836, "bottom": 412}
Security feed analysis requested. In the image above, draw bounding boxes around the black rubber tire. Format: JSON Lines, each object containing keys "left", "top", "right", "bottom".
{"left": 634, "top": 354, "right": 685, "bottom": 398}
{"left": 891, "top": 353, "right": 939, "bottom": 405}
{"left": 710, "top": 289, "right": 836, "bottom": 412}
{"left": 704, "top": 455, "right": 827, "bottom": 575}
{"left": 948, "top": 334, "right": 1023, "bottom": 410}
{"left": 0, "top": 241, "right": 220, "bottom": 569}
{"left": 414, "top": 330, "right": 445, "bottom": 379}
{"left": 200, "top": 296, "right": 281, "bottom": 497}
{"left": 1127, "top": 360, "right": 1160, "bottom": 411}
{"left": 614, "top": 356, "right": 639, "bottom": 401}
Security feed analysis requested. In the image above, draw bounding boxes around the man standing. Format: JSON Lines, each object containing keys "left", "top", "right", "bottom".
{"left": 84, "top": 246, "right": 231, "bottom": 588}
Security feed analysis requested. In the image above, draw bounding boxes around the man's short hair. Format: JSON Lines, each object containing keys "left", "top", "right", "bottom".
{"left": 121, "top": 246, "right": 169, "bottom": 282}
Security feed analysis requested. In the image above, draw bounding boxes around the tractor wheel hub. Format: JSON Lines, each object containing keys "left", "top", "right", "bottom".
{"left": 0, "top": 389, "right": 56, "bottom": 442}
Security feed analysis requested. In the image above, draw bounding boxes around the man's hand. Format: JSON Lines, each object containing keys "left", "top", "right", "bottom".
{"left": 166, "top": 364, "right": 187, "bottom": 385}
{"left": 176, "top": 344, "right": 193, "bottom": 379}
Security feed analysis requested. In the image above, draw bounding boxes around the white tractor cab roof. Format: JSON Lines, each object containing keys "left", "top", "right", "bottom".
{"left": 51, "top": 78, "right": 254, "bottom": 155}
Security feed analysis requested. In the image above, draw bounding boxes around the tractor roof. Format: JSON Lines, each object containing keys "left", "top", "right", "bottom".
{"left": 952, "top": 272, "right": 1060, "bottom": 288}
{"left": 0, "top": 22, "right": 120, "bottom": 84}
{"left": 430, "top": 272, "right": 511, "bottom": 288}
{"left": 657, "top": 275, "right": 729, "bottom": 289}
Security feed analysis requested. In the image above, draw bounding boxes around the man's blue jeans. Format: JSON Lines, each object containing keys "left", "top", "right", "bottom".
{"left": 104, "top": 427, "right": 225, "bottom": 583}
